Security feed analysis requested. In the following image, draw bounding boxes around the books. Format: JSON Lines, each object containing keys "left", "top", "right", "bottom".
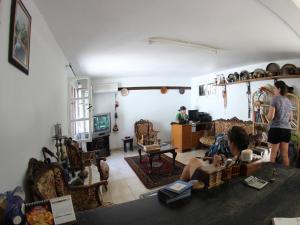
{"left": 25, "top": 196, "right": 76, "bottom": 225}
{"left": 158, "top": 180, "right": 192, "bottom": 204}
{"left": 158, "top": 188, "right": 191, "bottom": 204}
{"left": 272, "top": 218, "right": 300, "bottom": 225}
{"left": 164, "top": 180, "right": 192, "bottom": 194}
{"left": 244, "top": 176, "right": 268, "bottom": 190}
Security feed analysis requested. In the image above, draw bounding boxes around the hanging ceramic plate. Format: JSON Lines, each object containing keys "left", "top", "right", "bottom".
{"left": 240, "top": 70, "right": 250, "bottom": 80}
{"left": 266, "top": 63, "right": 280, "bottom": 76}
{"left": 179, "top": 88, "right": 185, "bottom": 94}
{"left": 253, "top": 69, "right": 266, "bottom": 78}
{"left": 160, "top": 87, "right": 168, "bottom": 94}
{"left": 121, "top": 88, "right": 129, "bottom": 96}
{"left": 227, "top": 74, "right": 235, "bottom": 83}
{"left": 281, "top": 64, "right": 296, "bottom": 75}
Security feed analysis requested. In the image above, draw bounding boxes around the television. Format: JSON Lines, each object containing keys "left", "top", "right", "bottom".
{"left": 93, "top": 113, "right": 111, "bottom": 135}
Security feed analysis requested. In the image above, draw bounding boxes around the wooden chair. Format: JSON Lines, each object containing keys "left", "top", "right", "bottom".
{"left": 134, "top": 119, "right": 159, "bottom": 145}
{"left": 26, "top": 158, "right": 108, "bottom": 212}
{"left": 64, "top": 138, "right": 109, "bottom": 190}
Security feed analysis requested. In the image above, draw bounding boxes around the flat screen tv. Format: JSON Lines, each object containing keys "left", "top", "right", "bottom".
{"left": 93, "top": 113, "right": 111, "bottom": 135}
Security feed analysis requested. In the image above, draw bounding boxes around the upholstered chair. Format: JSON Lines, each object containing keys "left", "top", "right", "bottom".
{"left": 26, "top": 158, "right": 108, "bottom": 212}
{"left": 64, "top": 138, "right": 109, "bottom": 190}
{"left": 134, "top": 119, "right": 159, "bottom": 145}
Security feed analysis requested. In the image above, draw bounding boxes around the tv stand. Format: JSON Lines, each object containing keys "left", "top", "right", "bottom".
{"left": 86, "top": 134, "right": 110, "bottom": 157}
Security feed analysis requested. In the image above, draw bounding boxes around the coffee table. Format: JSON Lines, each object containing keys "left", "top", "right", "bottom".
{"left": 137, "top": 143, "right": 177, "bottom": 174}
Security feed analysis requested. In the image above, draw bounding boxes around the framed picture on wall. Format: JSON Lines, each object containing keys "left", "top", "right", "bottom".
{"left": 8, "top": 0, "right": 31, "bottom": 75}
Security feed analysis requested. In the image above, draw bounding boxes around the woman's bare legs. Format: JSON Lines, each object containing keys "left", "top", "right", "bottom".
{"left": 279, "top": 142, "right": 289, "bottom": 167}
{"left": 180, "top": 158, "right": 203, "bottom": 181}
{"left": 270, "top": 143, "right": 280, "bottom": 163}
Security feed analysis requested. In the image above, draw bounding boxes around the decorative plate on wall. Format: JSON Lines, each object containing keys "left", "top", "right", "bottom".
{"left": 253, "top": 69, "right": 266, "bottom": 78}
{"left": 266, "top": 63, "right": 280, "bottom": 76}
{"left": 240, "top": 70, "right": 250, "bottom": 80}
{"left": 121, "top": 88, "right": 129, "bottom": 96}
{"left": 160, "top": 87, "right": 168, "bottom": 94}
{"left": 281, "top": 64, "right": 296, "bottom": 75}
{"left": 179, "top": 88, "right": 185, "bottom": 94}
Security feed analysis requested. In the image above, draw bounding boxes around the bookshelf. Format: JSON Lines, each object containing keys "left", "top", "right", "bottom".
{"left": 252, "top": 86, "right": 300, "bottom": 145}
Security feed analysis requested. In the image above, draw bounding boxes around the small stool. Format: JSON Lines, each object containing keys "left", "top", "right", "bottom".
{"left": 122, "top": 137, "right": 133, "bottom": 152}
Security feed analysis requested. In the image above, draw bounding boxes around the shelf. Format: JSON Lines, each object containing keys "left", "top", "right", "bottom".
{"left": 215, "top": 75, "right": 300, "bottom": 86}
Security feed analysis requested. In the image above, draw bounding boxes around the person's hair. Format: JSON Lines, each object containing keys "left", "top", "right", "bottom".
{"left": 227, "top": 126, "right": 249, "bottom": 151}
{"left": 274, "top": 80, "right": 288, "bottom": 96}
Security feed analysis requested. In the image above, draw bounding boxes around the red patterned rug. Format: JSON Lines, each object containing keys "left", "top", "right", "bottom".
{"left": 124, "top": 154, "right": 185, "bottom": 189}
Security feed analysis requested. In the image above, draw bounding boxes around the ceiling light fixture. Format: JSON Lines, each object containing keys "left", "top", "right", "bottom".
{"left": 148, "top": 37, "right": 219, "bottom": 54}
{"left": 292, "top": 0, "right": 300, "bottom": 10}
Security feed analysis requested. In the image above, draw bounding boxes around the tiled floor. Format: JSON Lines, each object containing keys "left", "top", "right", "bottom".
{"left": 102, "top": 148, "right": 271, "bottom": 205}
{"left": 101, "top": 148, "right": 206, "bottom": 204}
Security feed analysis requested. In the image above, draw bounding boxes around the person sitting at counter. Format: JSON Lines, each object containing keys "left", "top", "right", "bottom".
{"left": 176, "top": 106, "right": 189, "bottom": 123}
{"left": 180, "top": 126, "right": 249, "bottom": 181}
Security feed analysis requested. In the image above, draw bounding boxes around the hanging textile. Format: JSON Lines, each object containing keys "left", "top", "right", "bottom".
{"left": 113, "top": 93, "right": 119, "bottom": 132}
{"left": 246, "top": 82, "right": 251, "bottom": 119}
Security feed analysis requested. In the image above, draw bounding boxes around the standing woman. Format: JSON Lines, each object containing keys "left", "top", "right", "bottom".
{"left": 267, "top": 81, "right": 293, "bottom": 167}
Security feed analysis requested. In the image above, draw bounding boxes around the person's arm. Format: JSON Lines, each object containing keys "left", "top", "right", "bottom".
{"left": 267, "top": 97, "right": 277, "bottom": 121}
{"left": 176, "top": 113, "right": 180, "bottom": 123}
{"left": 267, "top": 106, "right": 275, "bottom": 121}
{"left": 289, "top": 101, "right": 293, "bottom": 122}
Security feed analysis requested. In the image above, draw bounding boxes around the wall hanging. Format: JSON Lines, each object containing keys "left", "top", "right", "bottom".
{"left": 179, "top": 87, "right": 185, "bottom": 94}
{"left": 160, "top": 87, "right": 168, "bottom": 94}
{"left": 199, "top": 85, "right": 205, "bottom": 96}
{"left": 222, "top": 85, "right": 227, "bottom": 109}
{"left": 112, "top": 94, "right": 119, "bottom": 132}
{"left": 246, "top": 82, "right": 251, "bottom": 119}
{"left": 9, "top": 0, "right": 31, "bottom": 75}
{"left": 121, "top": 88, "right": 129, "bottom": 96}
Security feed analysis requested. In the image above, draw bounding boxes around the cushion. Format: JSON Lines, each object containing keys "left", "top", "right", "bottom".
{"left": 36, "top": 170, "right": 57, "bottom": 199}
{"left": 100, "top": 161, "right": 109, "bottom": 180}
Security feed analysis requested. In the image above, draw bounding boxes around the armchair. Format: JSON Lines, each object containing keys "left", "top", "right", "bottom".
{"left": 134, "top": 119, "right": 159, "bottom": 145}
{"left": 64, "top": 138, "right": 109, "bottom": 190}
{"left": 26, "top": 158, "right": 108, "bottom": 212}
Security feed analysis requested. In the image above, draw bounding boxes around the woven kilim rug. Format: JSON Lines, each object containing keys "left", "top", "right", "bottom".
{"left": 124, "top": 154, "right": 185, "bottom": 189}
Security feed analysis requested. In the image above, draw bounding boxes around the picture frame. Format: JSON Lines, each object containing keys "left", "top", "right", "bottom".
{"left": 8, "top": 0, "right": 31, "bottom": 75}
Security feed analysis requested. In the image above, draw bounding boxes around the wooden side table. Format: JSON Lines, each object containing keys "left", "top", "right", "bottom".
{"left": 122, "top": 137, "right": 133, "bottom": 152}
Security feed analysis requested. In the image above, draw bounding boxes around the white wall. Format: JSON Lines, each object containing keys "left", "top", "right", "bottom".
{"left": 0, "top": 0, "right": 68, "bottom": 192}
{"left": 93, "top": 77, "right": 191, "bottom": 149}
{"left": 191, "top": 59, "right": 300, "bottom": 121}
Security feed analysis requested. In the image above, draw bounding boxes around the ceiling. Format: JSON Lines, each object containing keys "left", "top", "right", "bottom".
{"left": 33, "top": 0, "right": 300, "bottom": 78}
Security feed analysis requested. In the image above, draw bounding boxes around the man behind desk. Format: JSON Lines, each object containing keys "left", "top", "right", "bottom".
{"left": 176, "top": 106, "right": 189, "bottom": 124}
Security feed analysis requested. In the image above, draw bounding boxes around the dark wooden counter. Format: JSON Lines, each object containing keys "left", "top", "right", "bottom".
{"left": 77, "top": 164, "right": 300, "bottom": 225}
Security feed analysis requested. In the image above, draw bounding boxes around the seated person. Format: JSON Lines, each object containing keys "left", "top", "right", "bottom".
{"left": 180, "top": 126, "right": 249, "bottom": 181}
{"left": 176, "top": 106, "right": 189, "bottom": 123}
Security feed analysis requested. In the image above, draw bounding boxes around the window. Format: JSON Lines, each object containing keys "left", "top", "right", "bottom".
{"left": 68, "top": 77, "right": 92, "bottom": 141}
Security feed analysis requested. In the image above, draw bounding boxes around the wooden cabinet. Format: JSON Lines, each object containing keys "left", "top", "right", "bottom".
{"left": 171, "top": 124, "right": 209, "bottom": 152}
{"left": 171, "top": 124, "right": 192, "bottom": 152}
{"left": 87, "top": 134, "right": 110, "bottom": 157}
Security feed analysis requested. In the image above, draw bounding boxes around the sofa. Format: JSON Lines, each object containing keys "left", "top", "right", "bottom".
{"left": 200, "top": 117, "right": 253, "bottom": 146}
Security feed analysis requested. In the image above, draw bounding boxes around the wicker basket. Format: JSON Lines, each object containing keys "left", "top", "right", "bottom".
{"left": 231, "top": 164, "right": 241, "bottom": 177}
{"left": 221, "top": 167, "right": 232, "bottom": 181}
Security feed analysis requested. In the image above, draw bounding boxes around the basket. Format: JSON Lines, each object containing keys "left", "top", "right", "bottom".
{"left": 221, "top": 167, "right": 232, "bottom": 181}
{"left": 231, "top": 164, "right": 241, "bottom": 177}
